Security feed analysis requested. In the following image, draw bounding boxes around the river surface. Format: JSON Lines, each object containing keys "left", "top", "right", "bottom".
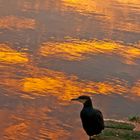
{"left": 0, "top": 0, "right": 140, "bottom": 139}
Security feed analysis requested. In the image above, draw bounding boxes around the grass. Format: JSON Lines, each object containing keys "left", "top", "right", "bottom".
{"left": 93, "top": 119, "right": 140, "bottom": 140}
{"left": 128, "top": 116, "right": 140, "bottom": 123}
{"left": 105, "top": 120, "right": 135, "bottom": 130}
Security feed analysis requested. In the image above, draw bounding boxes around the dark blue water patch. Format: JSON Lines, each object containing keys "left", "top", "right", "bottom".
{"left": 92, "top": 94, "right": 140, "bottom": 119}
{"left": 34, "top": 54, "right": 140, "bottom": 82}
{"left": 111, "top": 29, "right": 140, "bottom": 44}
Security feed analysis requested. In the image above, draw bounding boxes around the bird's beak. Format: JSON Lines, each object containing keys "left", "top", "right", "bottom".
{"left": 71, "top": 98, "right": 79, "bottom": 101}
{"left": 71, "top": 98, "right": 87, "bottom": 103}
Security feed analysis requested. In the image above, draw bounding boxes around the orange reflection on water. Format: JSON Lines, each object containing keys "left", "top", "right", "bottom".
{"left": 1, "top": 62, "right": 140, "bottom": 101}
{"left": 22, "top": 74, "right": 86, "bottom": 100}
{"left": 0, "top": 42, "right": 139, "bottom": 100}
{"left": 0, "top": 44, "right": 28, "bottom": 64}
{"left": 62, "top": 0, "right": 105, "bottom": 16}
{"left": 19, "top": 0, "right": 50, "bottom": 12}
{"left": 0, "top": 16, "right": 36, "bottom": 30}
{"left": 4, "top": 122, "right": 29, "bottom": 140}
{"left": 21, "top": 68, "right": 128, "bottom": 100}
{"left": 90, "top": 79, "right": 127, "bottom": 94}
{"left": 40, "top": 39, "right": 140, "bottom": 64}
{"left": 2, "top": 106, "right": 70, "bottom": 140}
{"left": 131, "top": 80, "right": 140, "bottom": 96}
{"left": 62, "top": 0, "right": 140, "bottom": 33}
{"left": 116, "top": 22, "right": 140, "bottom": 33}
{"left": 116, "top": 0, "right": 140, "bottom": 5}
{"left": 40, "top": 40, "right": 118, "bottom": 61}
{"left": 119, "top": 46, "right": 140, "bottom": 64}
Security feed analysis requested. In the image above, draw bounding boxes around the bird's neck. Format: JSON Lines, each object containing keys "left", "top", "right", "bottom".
{"left": 83, "top": 100, "right": 93, "bottom": 108}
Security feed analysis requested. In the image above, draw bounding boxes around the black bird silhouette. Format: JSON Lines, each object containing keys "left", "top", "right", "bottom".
{"left": 71, "top": 95, "right": 104, "bottom": 140}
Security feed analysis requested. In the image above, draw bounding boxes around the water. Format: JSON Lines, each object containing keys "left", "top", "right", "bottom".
{"left": 0, "top": 0, "right": 140, "bottom": 139}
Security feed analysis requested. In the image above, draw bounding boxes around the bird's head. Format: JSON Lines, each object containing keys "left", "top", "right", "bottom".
{"left": 71, "top": 95, "right": 92, "bottom": 104}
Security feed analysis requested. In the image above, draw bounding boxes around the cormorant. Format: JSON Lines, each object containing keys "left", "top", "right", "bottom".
{"left": 71, "top": 95, "right": 104, "bottom": 140}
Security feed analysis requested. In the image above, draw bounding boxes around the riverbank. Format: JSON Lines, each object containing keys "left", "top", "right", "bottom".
{"left": 94, "top": 119, "right": 140, "bottom": 140}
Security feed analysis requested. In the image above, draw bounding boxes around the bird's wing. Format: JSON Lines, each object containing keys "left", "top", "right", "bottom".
{"left": 80, "top": 108, "right": 104, "bottom": 135}
{"left": 94, "top": 109, "right": 104, "bottom": 129}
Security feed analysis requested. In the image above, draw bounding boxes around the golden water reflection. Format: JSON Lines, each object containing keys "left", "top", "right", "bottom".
{"left": 22, "top": 75, "right": 128, "bottom": 100}
{"left": 0, "top": 42, "right": 139, "bottom": 101}
{"left": 62, "top": 0, "right": 140, "bottom": 33}
{"left": 0, "top": 16, "right": 36, "bottom": 30}
{"left": 1, "top": 106, "right": 70, "bottom": 140}
{"left": 0, "top": 44, "right": 28, "bottom": 64}
{"left": 0, "top": 63, "right": 139, "bottom": 101}
{"left": 131, "top": 80, "right": 140, "bottom": 96}
{"left": 0, "top": 70, "right": 140, "bottom": 139}
{"left": 0, "top": 42, "right": 140, "bottom": 140}
{"left": 116, "top": 0, "right": 140, "bottom": 5}
{"left": 62, "top": 0, "right": 102, "bottom": 15}
{"left": 18, "top": 0, "right": 51, "bottom": 12}
{"left": 40, "top": 39, "right": 140, "bottom": 65}
{"left": 13, "top": 0, "right": 140, "bottom": 34}
{"left": 4, "top": 122, "right": 29, "bottom": 140}
{"left": 0, "top": 0, "right": 139, "bottom": 139}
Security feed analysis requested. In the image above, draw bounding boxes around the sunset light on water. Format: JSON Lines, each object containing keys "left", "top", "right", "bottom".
{"left": 0, "top": 0, "right": 140, "bottom": 139}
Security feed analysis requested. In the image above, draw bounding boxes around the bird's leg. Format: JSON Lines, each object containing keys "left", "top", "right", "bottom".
{"left": 89, "top": 136, "right": 95, "bottom": 140}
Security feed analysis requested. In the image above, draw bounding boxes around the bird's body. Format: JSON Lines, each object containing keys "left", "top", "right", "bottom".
{"left": 71, "top": 95, "right": 104, "bottom": 139}
{"left": 81, "top": 104, "right": 104, "bottom": 136}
